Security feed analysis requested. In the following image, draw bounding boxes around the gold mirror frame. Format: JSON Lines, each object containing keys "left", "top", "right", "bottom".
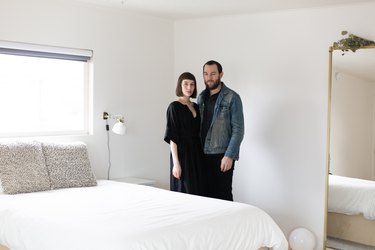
{"left": 324, "top": 43, "right": 375, "bottom": 248}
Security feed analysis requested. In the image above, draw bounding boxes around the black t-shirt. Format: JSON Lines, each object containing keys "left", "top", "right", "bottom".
{"left": 201, "top": 91, "right": 219, "bottom": 145}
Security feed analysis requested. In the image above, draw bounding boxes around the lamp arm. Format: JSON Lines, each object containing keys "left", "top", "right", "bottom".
{"left": 110, "top": 115, "right": 124, "bottom": 122}
{"left": 103, "top": 112, "right": 124, "bottom": 122}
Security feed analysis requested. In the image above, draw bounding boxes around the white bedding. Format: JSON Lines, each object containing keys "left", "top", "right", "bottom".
{"left": 328, "top": 175, "right": 375, "bottom": 220}
{"left": 0, "top": 180, "right": 288, "bottom": 250}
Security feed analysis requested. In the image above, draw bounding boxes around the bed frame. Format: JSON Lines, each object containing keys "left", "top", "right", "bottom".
{"left": 327, "top": 212, "right": 375, "bottom": 246}
{"left": 0, "top": 245, "right": 9, "bottom": 250}
{"left": 0, "top": 244, "right": 272, "bottom": 250}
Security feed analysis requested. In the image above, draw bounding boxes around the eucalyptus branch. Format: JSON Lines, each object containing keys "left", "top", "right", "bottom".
{"left": 332, "top": 31, "right": 375, "bottom": 54}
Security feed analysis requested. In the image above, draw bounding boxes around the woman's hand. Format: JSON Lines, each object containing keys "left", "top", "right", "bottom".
{"left": 172, "top": 163, "right": 182, "bottom": 179}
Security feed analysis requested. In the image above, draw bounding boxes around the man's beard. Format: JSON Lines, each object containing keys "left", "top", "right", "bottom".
{"left": 205, "top": 78, "right": 221, "bottom": 91}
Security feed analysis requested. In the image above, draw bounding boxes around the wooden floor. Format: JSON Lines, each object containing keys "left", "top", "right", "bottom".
{"left": 327, "top": 237, "right": 375, "bottom": 250}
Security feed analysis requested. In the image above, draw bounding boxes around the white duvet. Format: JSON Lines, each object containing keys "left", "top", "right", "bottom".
{"left": 328, "top": 175, "right": 375, "bottom": 220}
{"left": 0, "top": 180, "right": 288, "bottom": 250}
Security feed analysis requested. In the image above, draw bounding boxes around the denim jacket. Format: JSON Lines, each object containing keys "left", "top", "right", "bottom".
{"left": 197, "top": 83, "right": 244, "bottom": 160}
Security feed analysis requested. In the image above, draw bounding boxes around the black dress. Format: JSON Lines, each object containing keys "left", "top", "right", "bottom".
{"left": 164, "top": 101, "right": 206, "bottom": 196}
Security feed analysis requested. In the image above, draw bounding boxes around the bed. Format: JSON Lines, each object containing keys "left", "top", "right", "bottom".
{"left": 0, "top": 180, "right": 288, "bottom": 250}
{"left": 0, "top": 141, "right": 288, "bottom": 250}
{"left": 327, "top": 175, "right": 375, "bottom": 246}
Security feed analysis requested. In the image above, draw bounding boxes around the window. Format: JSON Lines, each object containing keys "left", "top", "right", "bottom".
{"left": 0, "top": 41, "right": 93, "bottom": 137}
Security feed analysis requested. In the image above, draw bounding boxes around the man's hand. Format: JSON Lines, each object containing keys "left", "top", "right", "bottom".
{"left": 220, "top": 156, "right": 233, "bottom": 172}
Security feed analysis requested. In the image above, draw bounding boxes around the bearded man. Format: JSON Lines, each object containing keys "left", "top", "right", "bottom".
{"left": 197, "top": 60, "right": 245, "bottom": 201}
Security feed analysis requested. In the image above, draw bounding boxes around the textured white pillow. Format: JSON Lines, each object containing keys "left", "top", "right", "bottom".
{"left": 42, "top": 142, "right": 97, "bottom": 189}
{"left": 0, "top": 141, "right": 51, "bottom": 194}
{"left": 0, "top": 179, "right": 3, "bottom": 194}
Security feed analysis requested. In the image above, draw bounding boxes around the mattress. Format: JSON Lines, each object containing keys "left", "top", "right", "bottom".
{"left": 328, "top": 175, "right": 375, "bottom": 220}
{"left": 0, "top": 180, "right": 288, "bottom": 250}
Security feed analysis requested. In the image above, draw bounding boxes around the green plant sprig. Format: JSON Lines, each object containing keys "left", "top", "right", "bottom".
{"left": 333, "top": 30, "right": 375, "bottom": 53}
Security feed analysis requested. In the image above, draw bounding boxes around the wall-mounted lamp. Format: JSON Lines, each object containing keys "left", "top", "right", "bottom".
{"left": 103, "top": 111, "right": 126, "bottom": 135}
{"left": 103, "top": 111, "right": 126, "bottom": 180}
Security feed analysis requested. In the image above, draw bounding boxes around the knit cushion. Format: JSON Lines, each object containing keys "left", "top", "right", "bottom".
{"left": 0, "top": 141, "right": 51, "bottom": 194}
{"left": 42, "top": 142, "right": 97, "bottom": 189}
{"left": 0, "top": 179, "right": 3, "bottom": 194}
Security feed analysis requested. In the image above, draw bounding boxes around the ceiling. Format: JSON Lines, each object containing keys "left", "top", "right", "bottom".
{"left": 68, "top": 0, "right": 375, "bottom": 20}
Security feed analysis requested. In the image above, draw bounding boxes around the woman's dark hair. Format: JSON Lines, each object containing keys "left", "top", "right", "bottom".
{"left": 203, "top": 60, "right": 223, "bottom": 73}
{"left": 176, "top": 72, "right": 197, "bottom": 98}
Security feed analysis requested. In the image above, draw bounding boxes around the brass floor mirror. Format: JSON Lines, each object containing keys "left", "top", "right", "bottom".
{"left": 325, "top": 31, "right": 375, "bottom": 249}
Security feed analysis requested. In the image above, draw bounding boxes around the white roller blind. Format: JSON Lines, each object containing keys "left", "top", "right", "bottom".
{"left": 0, "top": 40, "right": 93, "bottom": 61}
{"left": 0, "top": 40, "right": 92, "bottom": 137}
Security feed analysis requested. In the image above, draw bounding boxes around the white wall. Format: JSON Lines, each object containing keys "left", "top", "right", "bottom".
{"left": 330, "top": 70, "right": 375, "bottom": 180}
{"left": 0, "top": 0, "right": 174, "bottom": 188}
{"left": 174, "top": 3, "right": 375, "bottom": 249}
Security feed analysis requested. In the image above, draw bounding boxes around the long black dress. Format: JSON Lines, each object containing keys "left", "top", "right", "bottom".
{"left": 164, "top": 101, "right": 206, "bottom": 196}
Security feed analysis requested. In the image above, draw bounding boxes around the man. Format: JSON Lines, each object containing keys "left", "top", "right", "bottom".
{"left": 197, "top": 60, "right": 244, "bottom": 201}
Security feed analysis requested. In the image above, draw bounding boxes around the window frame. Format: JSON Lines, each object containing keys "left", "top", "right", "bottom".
{"left": 0, "top": 40, "right": 93, "bottom": 138}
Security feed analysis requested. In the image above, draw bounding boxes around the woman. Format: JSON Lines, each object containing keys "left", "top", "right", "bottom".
{"left": 164, "top": 72, "right": 206, "bottom": 196}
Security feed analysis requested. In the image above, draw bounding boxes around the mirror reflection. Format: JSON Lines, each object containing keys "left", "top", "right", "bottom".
{"left": 326, "top": 46, "right": 375, "bottom": 248}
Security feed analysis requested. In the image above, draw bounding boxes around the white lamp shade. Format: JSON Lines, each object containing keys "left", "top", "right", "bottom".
{"left": 112, "top": 121, "right": 126, "bottom": 135}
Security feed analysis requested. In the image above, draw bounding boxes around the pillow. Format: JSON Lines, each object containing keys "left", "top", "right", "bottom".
{"left": 42, "top": 142, "right": 97, "bottom": 189}
{"left": 0, "top": 179, "right": 3, "bottom": 194}
{"left": 0, "top": 141, "right": 51, "bottom": 194}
